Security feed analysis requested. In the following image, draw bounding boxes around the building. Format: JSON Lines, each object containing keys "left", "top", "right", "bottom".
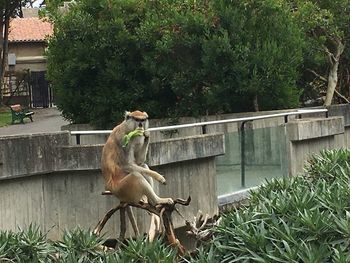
{"left": 3, "top": 8, "right": 53, "bottom": 107}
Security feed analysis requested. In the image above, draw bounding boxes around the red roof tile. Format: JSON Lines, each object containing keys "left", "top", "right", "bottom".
{"left": 9, "top": 17, "right": 53, "bottom": 43}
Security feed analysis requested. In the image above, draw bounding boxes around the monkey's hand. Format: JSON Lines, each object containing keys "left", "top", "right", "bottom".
{"left": 144, "top": 130, "right": 150, "bottom": 138}
{"left": 159, "top": 175, "right": 167, "bottom": 185}
{"left": 122, "top": 129, "right": 144, "bottom": 147}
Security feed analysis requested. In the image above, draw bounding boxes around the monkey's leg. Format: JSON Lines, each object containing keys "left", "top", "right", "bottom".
{"left": 126, "top": 206, "right": 140, "bottom": 236}
{"left": 117, "top": 172, "right": 173, "bottom": 205}
{"left": 148, "top": 213, "right": 161, "bottom": 241}
{"left": 128, "top": 164, "right": 167, "bottom": 185}
{"left": 142, "top": 177, "right": 174, "bottom": 205}
{"left": 119, "top": 207, "right": 126, "bottom": 240}
{"left": 142, "top": 164, "right": 162, "bottom": 241}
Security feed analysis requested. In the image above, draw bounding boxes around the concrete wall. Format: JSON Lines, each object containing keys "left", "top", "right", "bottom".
{"left": 2, "top": 105, "right": 350, "bottom": 237}
{"left": 0, "top": 132, "right": 224, "bottom": 239}
{"left": 285, "top": 116, "right": 347, "bottom": 176}
{"left": 8, "top": 42, "right": 48, "bottom": 71}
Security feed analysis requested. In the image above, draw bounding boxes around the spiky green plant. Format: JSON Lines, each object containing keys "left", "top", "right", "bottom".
{"left": 112, "top": 237, "right": 178, "bottom": 263}
{"left": 0, "top": 224, "right": 54, "bottom": 263}
{"left": 304, "top": 148, "right": 350, "bottom": 182}
{"left": 52, "top": 227, "right": 107, "bottom": 262}
{"left": 191, "top": 148, "right": 350, "bottom": 262}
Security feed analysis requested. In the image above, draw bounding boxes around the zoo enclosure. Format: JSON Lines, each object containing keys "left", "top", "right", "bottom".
{"left": 70, "top": 108, "right": 329, "bottom": 201}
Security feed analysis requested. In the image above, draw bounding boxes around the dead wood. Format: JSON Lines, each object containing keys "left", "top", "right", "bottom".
{"left": 93, "top": 194, "right": 191, "bottom": 256}
{"left": 186, "top": 210, "right": 221, "bottom": 247}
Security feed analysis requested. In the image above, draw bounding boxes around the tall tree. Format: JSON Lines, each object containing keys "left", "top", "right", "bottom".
{"left": 289, "top": 0, "right": 350, "bottom": 106}
{"left": 0, "top": 0, "right": 23, "bottom": 105}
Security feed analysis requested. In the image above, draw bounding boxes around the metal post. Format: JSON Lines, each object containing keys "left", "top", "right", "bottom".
{"left": 202, "top": 125, "right": 207, "bottom": 134}
{"left": 240, "top": 121, "right": 247, "bottom": 188}
{"left": 284, "top": 115, "right": 288, "bottom": 123}
{"left": 76, "top": 134, "right": 81, "bottom": 145}
{"left": 326, "top": 111, "right": 329, "bottom": 118}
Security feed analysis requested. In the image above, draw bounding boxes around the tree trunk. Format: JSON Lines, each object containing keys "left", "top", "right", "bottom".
{"left": 0, "top": 15, "right": 9, "bottom": 105}
{"left": 253, "top": 92, "right": 259, "bottom": 111}
{"left": 324, "top": 40, "right": 345, "bottom": 106}
{"left": 0, "top": 13, "right": 4, "bottom": 104}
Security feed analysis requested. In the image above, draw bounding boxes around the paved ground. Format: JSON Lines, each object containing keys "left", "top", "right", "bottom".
{"left": 0, "top": 107, "right": 70, "bottom": 136}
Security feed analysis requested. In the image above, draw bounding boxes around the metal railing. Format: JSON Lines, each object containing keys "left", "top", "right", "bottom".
{"left": 70, "top": 108, "right": 328, "bottom": 188}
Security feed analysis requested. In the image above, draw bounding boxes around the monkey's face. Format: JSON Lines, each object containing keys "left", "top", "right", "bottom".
{"left": 124, "top": 111, "right": 149, "bottom": 132}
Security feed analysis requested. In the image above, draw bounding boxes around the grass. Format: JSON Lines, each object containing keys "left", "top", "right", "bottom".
{"left": 0, "top": 107, "right": 12, "bottom": 127}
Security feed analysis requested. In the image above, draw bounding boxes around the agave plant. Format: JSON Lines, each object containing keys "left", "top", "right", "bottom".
{"left": 114, "top": 237, "right": 178, "bottom": 263}
{"left": 190, "top": 149, "right": 350, "bottom": 262}
{"left": 0, "top": 230, "right": 19, "bottom": 262}
{"left": 52, "top": 227, "right": 107, "bottom": 262}
{"left": 0, "top": 224, "right": 54, "bottom": 263}
{"left": 304, "top": 148, "right": 350, "bottom": 182}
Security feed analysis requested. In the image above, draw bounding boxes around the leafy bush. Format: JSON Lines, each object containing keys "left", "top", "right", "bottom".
{"left": 46, "top": 0, "right": 304, "bottom": 128}
{"left": 304, "top": 148, "right": 350, "bottom": 182}
{"left": 0, "top": 224, "right": 54, "bottom": 262}
{"left": 192, "top": 148, "right": 350, "bottom": 262}
{"left": 52, "top": 227, "right": 106, "bottom": 262}
{"left": 4, "top": 149, "right": 349, "bottom": 262}
{"left": 0, "top": 226, "right": 177, "bottom": 263}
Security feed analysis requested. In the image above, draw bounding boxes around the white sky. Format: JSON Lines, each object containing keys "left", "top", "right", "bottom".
{"left": 32, "top": 0, "right": 45, "bottom": 7}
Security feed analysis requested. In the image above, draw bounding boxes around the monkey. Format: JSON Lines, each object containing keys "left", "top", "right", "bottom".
{"left": 101, "top": 110, "right": 173, "bottom": 206}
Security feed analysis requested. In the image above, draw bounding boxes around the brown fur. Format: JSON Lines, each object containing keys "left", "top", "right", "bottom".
{"left": 101, "top": 110, "right": 173, "bottom": 205}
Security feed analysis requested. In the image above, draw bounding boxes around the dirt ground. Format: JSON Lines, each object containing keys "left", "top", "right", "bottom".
{"left": 0, "top": 107, "right": 70, "bottom": 136}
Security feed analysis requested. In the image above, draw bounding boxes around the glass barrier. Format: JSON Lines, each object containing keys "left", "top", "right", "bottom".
{"left": 216, "top": 125, "right": 287, "bottom": 195}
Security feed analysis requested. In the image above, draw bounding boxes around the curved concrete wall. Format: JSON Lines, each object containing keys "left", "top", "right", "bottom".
{"left": 0, "top": 132, "right": 224, "bottom": 239}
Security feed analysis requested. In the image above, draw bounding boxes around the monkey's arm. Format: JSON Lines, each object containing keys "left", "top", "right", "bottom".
{"left": 136, "top": 131, "right": 149, "bottom": 165}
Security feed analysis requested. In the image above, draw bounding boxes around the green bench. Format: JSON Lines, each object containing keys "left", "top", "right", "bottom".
{"left": 10, "top": 104, "right": 34, "bottom": 124}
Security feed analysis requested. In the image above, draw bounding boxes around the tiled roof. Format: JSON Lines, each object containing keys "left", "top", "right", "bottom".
{"left": 8, "top": 17, "right": 53, "bottom": 43}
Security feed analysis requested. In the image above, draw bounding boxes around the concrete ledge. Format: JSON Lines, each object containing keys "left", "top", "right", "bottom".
{"left": 328, "top": 104, "right": 350, "bottom": 127}
{"left": 287, "top": 117, "right": 344, "bottom": 141}
{"left": 0, "top": 132, "right": 69, "bottom": 180}
{"left": 218, "top": 187, "right": 258, "bottom": 206}
{"left": 0, "top": 133, "right": 225, "bottom": 179}
{"left": 148, "top": 134, "right": 225, "bottom": 166}
{"left": 0, "top": 132, "right": 223, "bottom": 238}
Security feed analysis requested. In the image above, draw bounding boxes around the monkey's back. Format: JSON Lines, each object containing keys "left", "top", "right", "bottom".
{"left": 101, "top": 123, "right": 128, "bottom": 191}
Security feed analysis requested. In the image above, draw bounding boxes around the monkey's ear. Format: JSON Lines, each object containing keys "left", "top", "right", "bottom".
{"left": 125, "top": 111, "right": 131, "bottom": 120}
{"left": 143, "top": 112, "right": 149, "bottom": 119}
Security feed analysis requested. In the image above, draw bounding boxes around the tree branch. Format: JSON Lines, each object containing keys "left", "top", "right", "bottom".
{"left": 94, "top": 195, "right": 191, "bottom": 256}
{"left": 334, "top": 89, "right": 350, "bottom": 104}
{"left": 307, "top": 68, "right": 327, "bottom": 82}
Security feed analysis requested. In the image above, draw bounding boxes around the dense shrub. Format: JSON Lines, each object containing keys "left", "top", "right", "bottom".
{"left": 0, "top": 226, "right": 177, "bottom": 262}
{"left": 2, "top": 149, "right": 350, "bottom": 262}
{"left": 46, "top": 0, "right": 304, "bottom": 128}
{"left": 191, "top": 148, "right": 350, "bottom": 262}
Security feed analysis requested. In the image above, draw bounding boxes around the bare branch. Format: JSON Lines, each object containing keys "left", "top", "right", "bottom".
{"left": 94, "top": 196, "right": 191, "bottom": 256}
{"left": 307, "top": 69, "right": 327, "bottom": 82}
{"left": 324, "top": 46, "right": 336, "bottom": 65}
{"left": 334, "top": 89, "right": 350, "bottom": 104}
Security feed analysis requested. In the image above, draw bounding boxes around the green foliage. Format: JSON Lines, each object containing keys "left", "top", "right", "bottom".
{"left": 0, "top": 224, "right": 54, "bottom": 262}
{"left": 0, "top": 226, "right": 177, "bottom": 263}
{"left": 46, "top": 0, "right": 304, "bottom": 128}
{"left": 109, "top": 237, "right": 178, "bottom": 262}
{"left": 191, "top": 148, "right": 350, "bottom": 262}
{"left": 286, "top": 0, "right": 350, "bottom": 104}
{"left": 2, "top": 149, "right": 350, "bottom": 262}
{"left": 52, "top": 227, "right": 106, "bottom": 262}
{"left": 211, "top": 0, "right": 303, "bottom": 111}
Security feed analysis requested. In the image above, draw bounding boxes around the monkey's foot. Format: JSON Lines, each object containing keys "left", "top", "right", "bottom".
{"left": 158, "top": 197, "right": 174, "bottom": 205}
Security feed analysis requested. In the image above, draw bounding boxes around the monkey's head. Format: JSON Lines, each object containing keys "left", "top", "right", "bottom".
{"left": 124, "top": 110, "right": 149, "bottom": 132}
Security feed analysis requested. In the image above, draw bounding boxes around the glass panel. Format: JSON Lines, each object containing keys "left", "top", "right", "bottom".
{"left": 216, "top": 125, "right": 287, "bottom": 196}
